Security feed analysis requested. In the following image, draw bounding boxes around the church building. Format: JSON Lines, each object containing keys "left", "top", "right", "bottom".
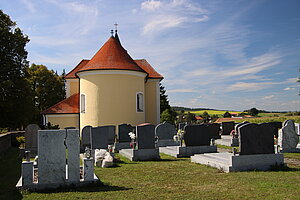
{"left": 42, "top": 31, "right": 163, "bottom": 130}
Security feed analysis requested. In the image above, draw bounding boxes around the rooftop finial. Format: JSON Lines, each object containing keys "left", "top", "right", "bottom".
{"left": 110, "top": 29, "right": 114, "bottom": 36}
{"left": 114, "top": 22, "right": 118, "bottom": 33}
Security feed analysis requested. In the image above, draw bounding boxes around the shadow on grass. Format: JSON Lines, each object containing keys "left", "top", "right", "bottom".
{"left": 29, "top": 182, "right": 132, "bottom": 194}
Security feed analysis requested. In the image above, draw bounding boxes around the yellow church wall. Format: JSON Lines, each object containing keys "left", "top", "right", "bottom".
{"left": 145, "top": 79, "right": 160, "bottom": 125}
{"left": 78, "top": 70, "right": 147, "bottom": 129}
{"left": 45, "top": 114, "right": 79, "bottom": 129}
{"left": 66, "top": 79, "right": 79, "bottom": 97}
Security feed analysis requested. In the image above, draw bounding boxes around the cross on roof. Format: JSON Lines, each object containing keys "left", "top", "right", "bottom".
{"left": 114, "top": 23, "right": 118, "bottom": 32}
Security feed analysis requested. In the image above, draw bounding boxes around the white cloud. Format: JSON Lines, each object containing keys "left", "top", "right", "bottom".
{"left": 262, "top": 95, "right": 275, "bottom": 100}
{"left": 168, "top": 89, "right": 196, "bottom": 93}
{"left": 284, "top": 87, "right": 296, "bottom": 91}
{"left": 142, "top": 15, "right": 186, "bottom": 35}
{"left": 141, "top": 0, "right": 162, "bottom": 11}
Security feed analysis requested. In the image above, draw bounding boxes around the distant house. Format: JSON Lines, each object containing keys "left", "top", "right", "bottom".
{"left": 42, "top": 31, "right": 163, "bottom": 130}
{"left": 195, "top": 116, "right": 203, "bottom": 121}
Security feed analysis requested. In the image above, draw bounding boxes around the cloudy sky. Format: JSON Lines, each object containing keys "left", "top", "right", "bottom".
{"left": 1, "top": 0, "right": 299, "bottom": 111}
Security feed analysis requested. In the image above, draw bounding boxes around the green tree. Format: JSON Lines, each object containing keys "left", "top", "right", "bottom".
{"left": 201, "top": 111, "right": 210, "bottom": 123}
{"left": 223, "top": 111, "right": 232, "bottom": 118}
{"left": 160, "top": 108, "right": 177, "bottom": 124}
{"left": 0, "top": 10, "right": 32, "bottom": 129}
{"left": 27, "top": 64, "right": 66, "bottom": 123}
{"left": 185, "top": 112, "right": 196, "bottom": 123}
{"left": 160, "top": 83, "right": 170, "bottom": 114}
{"left": 248, "top": 108, "right": 259, "bottom": 116}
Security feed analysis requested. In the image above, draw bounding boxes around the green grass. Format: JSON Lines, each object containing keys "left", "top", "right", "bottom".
{"left": 234, "top": 116, "right": 300, "bottom": 124}
{"left": 2, "top": 149, "right": 300, "bottom": 200}
{"left": 284, "top": 153, "right": 300, "bottom": 160}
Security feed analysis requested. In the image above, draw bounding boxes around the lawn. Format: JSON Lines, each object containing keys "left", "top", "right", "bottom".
{"left": 1, "top": 148, "right": 300, "bottom": 200}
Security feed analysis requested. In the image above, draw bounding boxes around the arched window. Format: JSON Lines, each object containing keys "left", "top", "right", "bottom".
{"left": 136, "top": 92, "right": 143, "bottom": 112}
{"left": 80, "top": 94, "right": 86, "bottom": 113}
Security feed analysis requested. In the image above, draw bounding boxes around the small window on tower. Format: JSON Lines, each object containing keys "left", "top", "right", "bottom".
{"left": 80, "top": 94, "right": 86, "bottom": 113}
{"left": 136, "top": 92, "right": 143, "bottom": 112}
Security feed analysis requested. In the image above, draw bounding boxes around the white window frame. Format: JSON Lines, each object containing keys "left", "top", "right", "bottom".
{"left": 136, "top": 92, "right": 144, "bottom": 113}
{"left": 80, "top": 93, "right": 86, "bottom": 113}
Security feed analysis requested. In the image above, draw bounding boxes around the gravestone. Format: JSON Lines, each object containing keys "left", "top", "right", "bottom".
{"left": 105, "top": 125, "right": 116, "bottom": 145}
{"left": 38, "top": 130, "right": 66, "bottom": 184}
{"left": 82, "top": 125, "right": 92, "bottom": 147}
{"left": 207, "top": 123, "right": 221, "bottom": 139}
{"left": 268, "top": 121, "right": 282, "bottom": 138}
{"left": 65, "top": 129, "right": 80, "bottom": 182}
{"left": 221, "top": 121, "right": 235, "bottom": 135}
{"left": 239, "top": 123, "right": 275, "bottom": 155}
{"left": 118, "top": 124, "right": 133, "bottom": 143}
{"left": 25, "top": 124, "right": 40, "bottom": 155}
{"left": 136, "top": 124, "right": 156, "bottom": 149}
{"left": 235, "top": 121, "right": 249, "bottom": 135}
{"left": 295, "top": 123, "right": 300, "bottom": 136}
{"left": 178, "top": 122, "right": 187, "bottom": 130}
{"left": 278, "top": 120, "right": 299, "bottom": 151}
{"left": 155, "top": 122, "right": 176, "bottom": 140}
{"left": 183, "top": 124, "right": 211, "bottom": 146}
{"left": 90, "top": 126, "right": 109, "bottom": 149}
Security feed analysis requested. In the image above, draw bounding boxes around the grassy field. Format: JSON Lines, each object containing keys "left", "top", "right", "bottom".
{"left": 188, "top": 110, "right": 242, "bottom": 116}
{"left": 234, "top": 116, "right": 300, "bottom": 124}
{"left": 1, "top": 148, "right": 300, "bottom": 200}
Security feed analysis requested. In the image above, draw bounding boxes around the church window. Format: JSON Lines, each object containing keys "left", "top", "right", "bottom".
{"left": 80, "top": 94, "right": 86, "bottom": 113}
{"left": 136, "top": 92, "right": 143, "bottom": 112}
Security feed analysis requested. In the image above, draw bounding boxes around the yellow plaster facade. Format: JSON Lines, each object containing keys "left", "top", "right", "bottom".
{"left": 78, "top": 70, "right": 148, "bottom": 129}
{"left": 66, "top": 79, "right": 79, "bottom": 98}
{"left": 45, "top": 114, "right": 79, "bottom": 129}
{"left": 145, "top": 79, "right": 160, "bottom": 125}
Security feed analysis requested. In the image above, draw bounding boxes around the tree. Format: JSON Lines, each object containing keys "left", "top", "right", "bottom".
{"left": 248, "top": 107, "right": 259, "bottom": 116}
{"left": 223, "top": 111, "right": 232, "bottom": 118}
{"left": 160, "top": 108, "right": 177, "bottom": 124}
{"left": 27, "top": 64, "right": 65, "bottom": 123}
{"left": 0, "top": 10, "right": 32, "bottom": 128}
{"left": 160, "top": 83, "right": 170, "bottom": 114}
{"left": 185, "top": 112, "right": 196, "bottom": 123}
{"left": 201, "top": 111, "right": 210, "bottom": 123}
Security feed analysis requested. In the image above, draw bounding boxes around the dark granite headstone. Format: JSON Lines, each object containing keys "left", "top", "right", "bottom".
{"left": 239, "top": 123, "right": 275, "bottom": 155}
{"left": 221, "top": 121, "right": 235, "bottom": 135}
{"left": 118, "top": 124, "right": 133, "bottom": 143}
{"left": 81, "top": 125, "right": 92, "bottom": 147}
{"left": 268, "top": 121, "right": 282, "bottom": 138}
{"left": 235, "top": 121, "right": 250, "bottom": 135}
{"left": 90, "top": 126, "right": 109, "bottom": 149}
{"left": 104, "top": 125, "right": 116, "bottom": 145}
{"left": 65, "top": 127, "right": 76, "bottom": 129}
{"left": 183, "top": 124, "right": 211, "bottom": 146}
{"left": 155, "top": 122, "right": 176, "bottom": 140}
{"left": 207, "top": 123, "right": 221, "bottom": 139}
{"left": 136, "top": 124, "right": 156, "bottom": 149}
{"left": 25, "top": 124, "right": 40, "bottom": 152}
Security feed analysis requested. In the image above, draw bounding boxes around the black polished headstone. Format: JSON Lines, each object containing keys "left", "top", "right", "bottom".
{"left": 136, "top": 124, "right": 156, "bottom": 149}
{"left": 118, "top": 124, "right": 133, "bottom": 143}
{"left": 155, "top": 122, "right": 176, "bottom": 140}
{"left": 183, "top": 124, "right": 211, "bottom": 146}
{"left": 221, "top": 121, "right": 235, "bottom": 135}
{"left": 207, "top": 123, "right": 221, "bottom": 139}
{"left": 268, "top": 121, "right": 282, "bottom": 138}
{"left": 239, "top": 123, "right": 275, "bottom": 155}
{"left": 81, "top": 125, "right": 92, "bottom": 147}
{"left": 90, "top": 126, "right": 109, "bottom": 149}
{"left": 235, "top": 121, "right": 250, "bottom": 135}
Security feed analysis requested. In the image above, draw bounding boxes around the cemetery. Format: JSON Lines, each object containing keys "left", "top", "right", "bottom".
{"left": 1, "top": 3, "right": 300, "bottom": 199}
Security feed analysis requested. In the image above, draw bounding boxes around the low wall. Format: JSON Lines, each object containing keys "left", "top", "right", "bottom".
{"left": 0, "top": 131, "right": 25, "bottom": 156}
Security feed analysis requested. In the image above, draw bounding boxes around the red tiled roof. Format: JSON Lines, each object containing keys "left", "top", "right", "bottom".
{"left": 195, "top": 116, "right": 203, "bottom": 120}
{"left": 77, "top": 36, "right": 145, "bottom": 74}
{"left": 65, "top": 59, "right": 89, "bottom": 79}
{"left": 42, "top": 93, "right": 79, "bottom": 114}
{"left": 134, "top": 59, "right": 163, "bottom": 79}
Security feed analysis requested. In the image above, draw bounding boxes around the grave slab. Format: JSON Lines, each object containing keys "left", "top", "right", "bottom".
{"left": 191, "top": 152, "right": 284, "bottom": 172}
{"left": 159, "top": 145, "right": 217, "bottom": 158}
{"left": 119, "top": 148, "right": 160, "bottom": 161}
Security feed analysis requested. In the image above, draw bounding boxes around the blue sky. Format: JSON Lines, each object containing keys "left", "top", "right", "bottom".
{"left": 1, "top": 0, "right": 299, "bottom": 111}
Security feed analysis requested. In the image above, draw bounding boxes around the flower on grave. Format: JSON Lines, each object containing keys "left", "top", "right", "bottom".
{"left": 128, "top": 132, "right": 136, "bottom": 140}
{"left": 108, "top": 145, "right": 113, "bottom": 152}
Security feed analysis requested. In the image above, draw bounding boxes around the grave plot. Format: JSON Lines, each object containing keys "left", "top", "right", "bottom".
{"left": 24, "top": 124, "right": 40, "bottom": 157}
{"left": 191, "top": 122, "right": 284, "bottom": 172}
{"left": 278, "top": 120, "right": 300, "bottom": 153}
{"left": 16, "top": 129, "right": 99, "bottom": 191}
{"left": 119, "top": 124, "right": 160, "bottom": 161}
{"left": 160, "top": 124, "right": 217, "bottom": 158}
{"left": 155, "top": 122, "right": 179, "bottom": 147}
{"left": 114, "top": 124, "right": 133, "bottom": 152}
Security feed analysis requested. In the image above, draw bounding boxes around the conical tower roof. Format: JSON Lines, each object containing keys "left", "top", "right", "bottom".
{"left": 77, "top": 35, "right": 145, "bottom": 73}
